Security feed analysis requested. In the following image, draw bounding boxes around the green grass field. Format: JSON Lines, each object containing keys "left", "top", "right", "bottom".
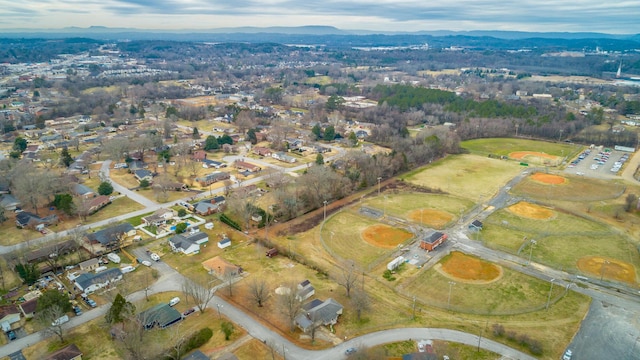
{"left": 461, "top": 138, "right": 582, "bottom": 158}
{"left": 365, "top": 192, "right": 474, "bottom": 227}
{"left": 403, "top": 154, "right": 522, "bottom": 201}
{"left": 321, "top": 211, "right": 394, "bottom": 269}
{"left": 303, "top": 75, "right": 333, "bottom": 85}
{"left": 403, "top": 255, "right": 579, "bottom": 315}
{"left": 512, "top": 175, "right": 626, "bottom": 202}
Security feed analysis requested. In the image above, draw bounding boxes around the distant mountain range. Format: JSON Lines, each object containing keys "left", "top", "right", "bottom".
{"left": 1, "top": 26, "right": 639, "bottom": 49}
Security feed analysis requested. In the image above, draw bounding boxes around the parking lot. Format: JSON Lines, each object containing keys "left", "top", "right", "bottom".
{"left": 564, "top": 146, "right": 633, "bottom": 179}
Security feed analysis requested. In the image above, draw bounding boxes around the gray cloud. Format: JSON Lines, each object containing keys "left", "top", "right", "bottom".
{"left": 0, "top": 0, "right": 639, "bottom": 33}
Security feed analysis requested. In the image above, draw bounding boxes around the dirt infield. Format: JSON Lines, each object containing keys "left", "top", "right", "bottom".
{"left": 530, "top": 172, "right": 567, "bottom": 185}
{"left": 577, "top": 256, "right": 637, "bottom": 284}
{"left": 362, "top": 224, "right": 413, "bottom": 249}
{"left": 507, "top": 201, "right": 556, "bottom": 220}
{"left": 509, "top": 151, "right": 559, "bottom": 160}
{"left": 408, "top": 209, "right": 454, "bottom": 228}
{"left": 437, "top": 252, "right": 502, "bottom": 284}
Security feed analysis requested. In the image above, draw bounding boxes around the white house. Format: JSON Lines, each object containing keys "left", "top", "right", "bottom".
{"left": 217, "top": 236, "right": 231, "bottom": 249}
{"left": 169, "top": 232, "right": 209, "bottom": 255}
{"left": 74, "top": 268, "right": 123, "bottom": 294}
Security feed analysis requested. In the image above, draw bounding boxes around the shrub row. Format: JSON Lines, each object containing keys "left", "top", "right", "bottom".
{"left": 220, "top": 213, "right": 242, "bottom": 231}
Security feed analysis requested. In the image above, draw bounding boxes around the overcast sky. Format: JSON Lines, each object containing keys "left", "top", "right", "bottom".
{"left": 1, "top": 0, "right": 639, "bottom": 34}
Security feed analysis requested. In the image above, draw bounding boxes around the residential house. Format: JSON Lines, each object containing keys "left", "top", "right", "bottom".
{"left": 169, "top": 232, "right": 209, "bottom": 255}
{"left": 25, "top": 239, "right": 76, "bottom": 264}
{"left": 127, "top": 160, "right": 147, "bottom": 172}
{"left": 419, "top": 231, "right": 447, "bottom": 252}
{"left": 139, "top": 303, "right": 182, "bottom": 329}
{"left": 195, "top": 171, "right": 230, "bottom": 186}
{"left": 296, "top": 279, "right": 315, "bottom": 302}
{"left": 217, "top": 236, "right": 231, "bottom": 249}
{"left": 0, "top": 305, "right": 21, "bottom": 332}
{"left": 74, "top": 268, "right": 123, "bottom": 294}
{"left": 0, "top": 194, "right": 20, "bottom": 211}
{"left": 142, "top": 208, "right": 176, "bottom": 227}
{"left": 192, "top": 150, "right": 207, "bottom": 162}
{"left": 44, "top": 344, "right": 83, "bottom": 360}
{"left": 193, "top": 196, "right": 226, "bottom": 216}
{"left": 84, "top": 195, "right": 111, "bottom": 214}
{"left": 252, "top": 146, "right": 272, "bottom": 157}
{"left": 202, "top": 256, "right": 242, "bottom": 278}
{"left": 294, "top": 298, "right": 343, "bottom": 333}
{"left": 16, "top": 212, "right": 59, "bottom": 229}
{"left": 133, "top": 169, "right": 154, "bottom": 183}
{"left": 152, "top": 181, "right": 187, "bottom": 191}
{"left": 85, "top": 223, "right": 136, "bottom": 254}
{"left": 78, "top": 258, "right": 100, "bottom": 271}
{"left": 234, "top": 160, "right": 260, "bottom": 172}
{"left": 312, "top": 145, "right": 331, "bottom": 153}
{"left": 19, "top": 298, "right": 38, "bottom": 319}
{"left": 202, "top": 159, "right": 227, "bottom": 169}
{"left": 72, "top": 184, "right": 95, "bottom": 199}
{"left": 272, "top": 152, "right": 297, "bottom": 163}
{"left": 183, "top": 350, "right": 212, "bottom": 360}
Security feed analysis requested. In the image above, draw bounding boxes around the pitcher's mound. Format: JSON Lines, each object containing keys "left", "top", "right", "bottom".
{"left": 436, "top": 251, "right": 503, "bottom": 284}
{"left": 577, "top": 256, "right": 636, "bottom": 284}
{"left": 530, "top": 173, "right": 567, "bottom": 185}
{"left": 507, "top": 201, "right": 555, "bottom": 220}
{"left": 362, "top": 224, "right": 413, "bottom": 249}
{"left": 408, "top": 209, "right": 454, "bottom": 228}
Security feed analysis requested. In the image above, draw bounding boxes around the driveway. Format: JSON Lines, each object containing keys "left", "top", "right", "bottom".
{"left": 100, "top": 160, "right": 158, "bottom": 208}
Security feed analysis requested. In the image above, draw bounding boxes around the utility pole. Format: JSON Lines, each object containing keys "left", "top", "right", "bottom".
{"left": 377, "top": 176, "right": 382, "bottom": 196}
{"left": 600, "top": 260, "right": 610, "bottom": 281}
{"left": 528, "top": 239, "right": 537, "bottom": 265}
{"left": 323, "top": 200, "right": 328, "bottom": 222}
{"left": 546, "top": 279, "right": 555, "bottom": 310}
{"left": 447, "top": 281, "right": 456, "bottom": 310}
{"left": 412, "top": 296, "right": 416, "bottom": 320}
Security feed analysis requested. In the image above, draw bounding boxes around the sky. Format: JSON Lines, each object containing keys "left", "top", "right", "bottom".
{"left": 1, "top": 0, "right": 639, "bottom": 34}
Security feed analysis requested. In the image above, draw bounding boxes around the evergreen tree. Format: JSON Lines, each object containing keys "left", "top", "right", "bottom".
{"left": 311, "top": 124, "right": 322, "bottom": 140}
{"left": 246, "top": 129, "right": 258, "bottom": 145}
{"left": 60, "top": 147, "right": 73, "bottom": 167}
{"left": 204, "top": 135, "right": 219, "bottom": 150}
{"left": 324, "top": 125, "right": 336, "bottom": 141}
{"left": 315, "top": 153, "right": 324, "bottom": 165}
{"left": 98, "top": 181, "right": 114, "bottom": 195}
{"left": 106, "top": 293, "right": 135, "bottom": 324}
{"left": 192, "top": 127, "right": 200, "bottom": 140}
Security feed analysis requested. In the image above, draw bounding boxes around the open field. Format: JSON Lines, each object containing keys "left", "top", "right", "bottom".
{"left": 321, "top": 211, "right": 393, "bottom": 268}
{"left": 511, "top": 173, "right": 626, "bottom": 201}
{"left": 303, "top": 75, "right": 333, "bottom": 85}
{"left": 364, "top": 192, "right": 474, "bottom": 229}
{"left": 403, "top": 154, "right": 522, "bottom": 201}
{"left": 403, "top": 252, "right": 583, "bottom": 314}
{"left": 461, "top": 138, "right": 581, "bottom": 160}
{"left": 377, "top": 339, "right": 498, "bottom": 360}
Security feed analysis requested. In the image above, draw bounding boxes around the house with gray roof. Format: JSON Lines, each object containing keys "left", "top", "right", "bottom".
{"left": 169, "top": 232, "right": 209, "bottom": 255}
{"left": 85, "top": 223, "right": 136, "bottom": 254}
{"left": 74, "top": 268, "right": 122, "bottom": 294}
{"left": 294, "top": 298, "right": 343, "bottom": 333}
{"left": 0, "top": 194, "right": 20, "bottom": 211}
{"left": 139, "top": 303, "right": 182, "bottom": 329}
{"left": 72, "top": 183, "right": 95, "bottom": 199}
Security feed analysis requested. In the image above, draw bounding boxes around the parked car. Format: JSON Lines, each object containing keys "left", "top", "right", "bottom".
{"left": 141, "top": 260, "right": 152, "bottom": 267}
{"left": 563, "top": 349, "right": 573, "bottom": 360}
{"left": 345, "top": 347, "right": 357, "bottom": 355}
{"left": 73, "top": 305, "right": 83, "bottom": 316}
{"left": 7, "top": 330, "right": 16, "bottom": 341}
{"left": 183, "top": 308, "right": 196, "bottom": 317}
{"left": 150, "top": 253, "right": 160, "bottom": 262}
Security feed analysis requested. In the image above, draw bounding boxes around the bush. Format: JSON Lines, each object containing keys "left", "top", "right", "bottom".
{"left": 98, "top": 181, "right": 114, "bottom": 195}
{"left": 528, "top": 339, "right": 543, "bottom": 355}
{"left": 139, "top": 179, "right": 150, "bottom": 188}
{"left": 221, "top": 321, "right": 234, "bottom": 340}
{"left": 382, "top": 269, "right": 396, "bottom": 281}
{"left": 177, "top": 208, "right": 187, "bottom": 217}
{"left": 174, "top": 222, "right": 188, "bottom": 234}
{"left": 492, "top": 323, "right": 505, "bottom": 337}
{"left": 220, "top": 213, "right": 242, "bottom": 231}
{"left": 164, "top": 327, "right": 213, "bottom": 360}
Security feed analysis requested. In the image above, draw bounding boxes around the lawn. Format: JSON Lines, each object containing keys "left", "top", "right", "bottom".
{"left": 403, "top": 154, "right": 523, "bottom": 201}
{"left": 461, "top": 138, "right": 582, "bottom": 159}
{"left": 320, "top": 211, "right": 395, "bottom": 269}
{"left": 402, "top": 252, "right": 583, "bottom": 315}
{"left": 85, "top": 197, "right": 145, "bottom": 222}
{"left": 511, "top": 174, "right": 626, "bottom": 202}
{"left": 364, "top": 193, "right": 474, "bottom": 228}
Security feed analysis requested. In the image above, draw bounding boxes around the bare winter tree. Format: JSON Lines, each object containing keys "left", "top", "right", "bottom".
{"left": 248, "top": 277, "right": 269, "bottom": 307}
{"left": 37, "top": 304, "right": 68, "bottom": 342}
{"left": 335, "top": 261, "right": 359, "bottom": 298}
{"left": 114, "top": 313, "right": 160, "bottom": 360}
{"left": 182, "top": 276, "right": 217, "bottom": 314}
{"left": 277, "top": 280, "right": 303, "bottom": 332}
{"left": 350, "top": 287, "right": 371, "bottom": 322}
{"left": 222, "top": 270, "right": 237, "bottom": 297}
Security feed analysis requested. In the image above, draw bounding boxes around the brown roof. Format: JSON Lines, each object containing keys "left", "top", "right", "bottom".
{"left": 0, "top": 305, "right": 20, "bottom": 318}
{"left": 20, "top": 298, "right": 38, "bottom": 315}
{"left": 87, "top": 195, "right": 110, "bottom": 209}
{"left": 44, "top": 343, "right": 83, "bottom": 360}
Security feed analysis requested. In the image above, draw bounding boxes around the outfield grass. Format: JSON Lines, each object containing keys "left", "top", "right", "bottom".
{"left": 321, "top": 211, "right": 394, "bottom": 269}
{"left": 304, "top": 75, "right": 333, "bottom": 85}
{"left": 403, "top": 255, "right": 569, "bottom": 314}
{"left": 365, "top": 193, "right": 474, "bottom": 226}
{"left": 403, "top": 154, "right": 522, "bottom": 201}
{"left": 512, "top": 175, "right": 625, "bottom": 202}
{"left": 461, "top": 138, "right": 582, "bottom": 158}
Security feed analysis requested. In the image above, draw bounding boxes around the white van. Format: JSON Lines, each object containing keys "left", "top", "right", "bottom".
{"left": 169, "top": 297, "right": 180, "bottom": 307}
{"left": 121, "top": 265, "right": 135, "bottom": 274}
{"left": 94, "top": 266, "right": 108, "bottom": 273}
{"left": 107, "top": 253, "right": 121, "bottom": 264}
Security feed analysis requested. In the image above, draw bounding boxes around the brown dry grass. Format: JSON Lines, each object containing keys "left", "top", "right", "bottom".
{"left": 530, "top": 172, "right": 567, "bottom": 185}
{"left": 438, "top": 251, "right": 502, "bottom": 283}
{"left": 507, "top": 201, "right": 556, "bottom": 220}
{"left": 577, "top": 256, "right": 637, "bottom": 284}
{"left": 362, "top": 224, "right": 413, "bottom": 249}
{"left": 407, "top": 209, "right": 454, "bottom": 228}
{"left": 510, "top": 151, "right": 559, "bottom": 160}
